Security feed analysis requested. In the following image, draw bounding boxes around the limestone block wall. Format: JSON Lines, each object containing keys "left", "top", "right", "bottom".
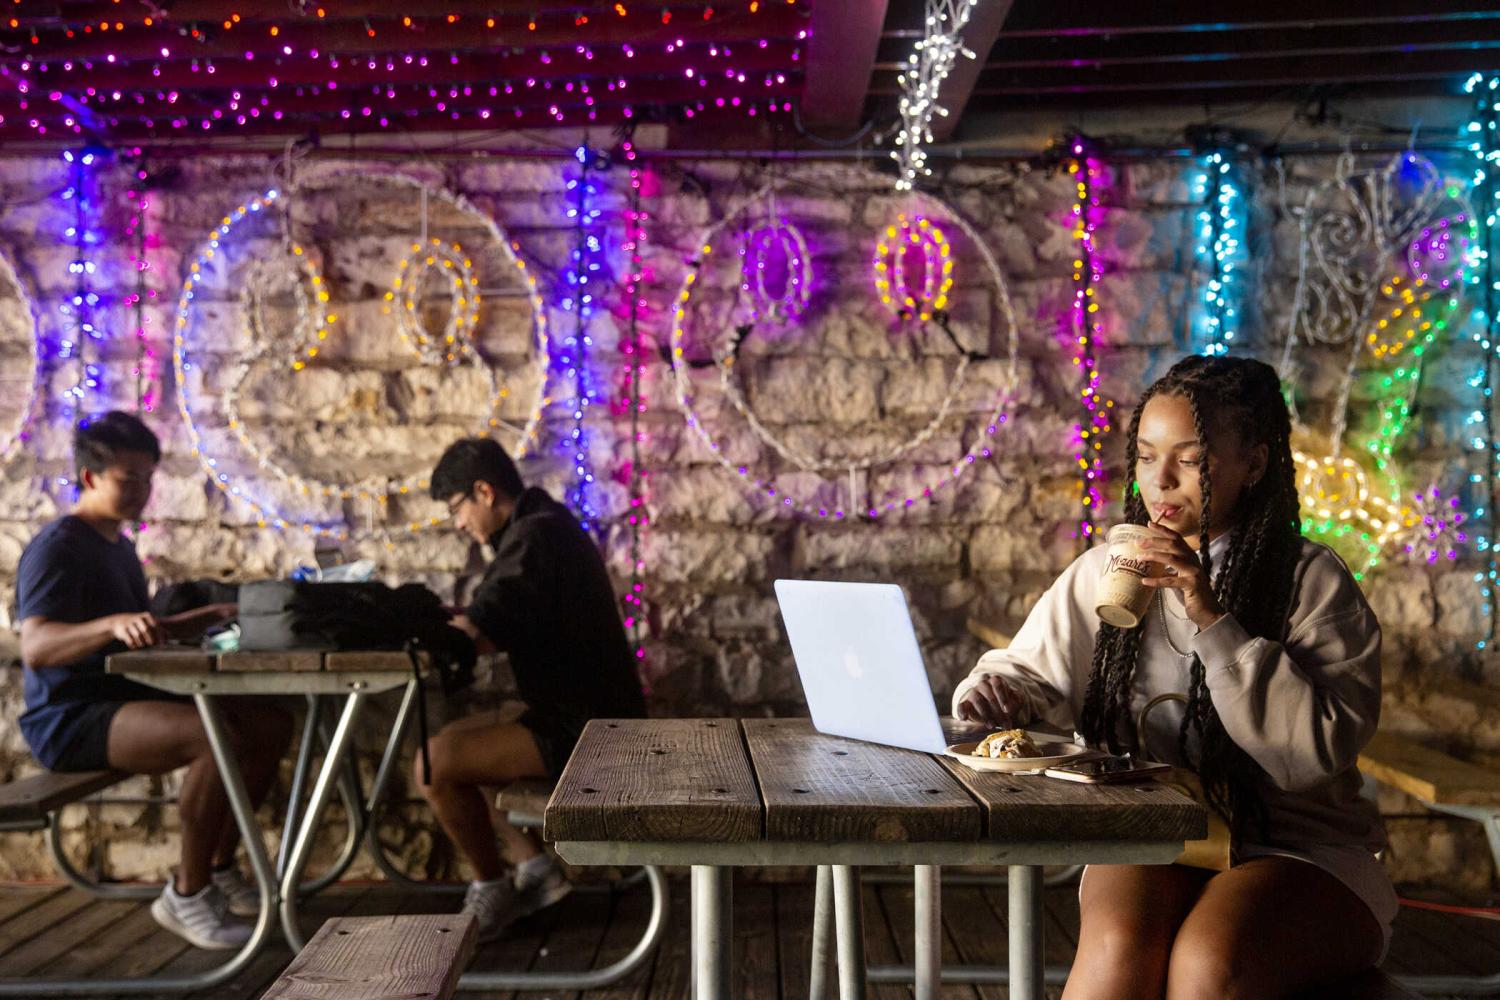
{"left": 0, "top": 149, "right": 1493, "bottom": 891}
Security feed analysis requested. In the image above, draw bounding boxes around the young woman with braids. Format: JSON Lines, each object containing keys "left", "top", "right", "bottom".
{"left": 952, "top": 355, "right": 1394, "bottom": 999}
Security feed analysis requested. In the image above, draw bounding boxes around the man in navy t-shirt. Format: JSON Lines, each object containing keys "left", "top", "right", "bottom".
{"left": 16, "top": 412, "right": 291, "bottom": 951}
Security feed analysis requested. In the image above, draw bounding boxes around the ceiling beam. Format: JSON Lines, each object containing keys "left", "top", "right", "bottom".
{"left": 929, "top": 0, "right": 1013, "bottom": 142}
{"left": 799, "top": 0, "right": 886, "bottom": 131}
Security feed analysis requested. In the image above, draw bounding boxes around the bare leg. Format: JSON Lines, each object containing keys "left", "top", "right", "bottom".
{"left": 421, "top": 710, "right": 540, "bottom": 864}
{"left": 412, "top": 719, "right": 547, "bottom": 882}
{"left": 107, "top": 699, "right": 292, "bottom": 894}
{"left": 1165, "top": 856, "right": 1383, "bottom": 1000}
{"left": 1062, "top": 864, "right": 1209, "bottom": 1000}
{"left": 210, "top": 699, "right": 293, "bottom": 868}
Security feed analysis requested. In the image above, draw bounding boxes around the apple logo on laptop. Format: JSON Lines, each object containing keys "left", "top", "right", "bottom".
{"left": 842, "top": 646, "right": 864, "bottom": 680}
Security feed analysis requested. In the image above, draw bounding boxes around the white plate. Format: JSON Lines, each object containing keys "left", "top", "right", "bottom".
{"left": 945, "top": 733, "right": 1086, "bottom": 773}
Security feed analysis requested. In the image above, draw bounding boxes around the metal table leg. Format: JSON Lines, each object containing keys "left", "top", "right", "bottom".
{"left": 361, "top": 681, "right": 462, "bottom": 892}
{"left": 832, "top": 865, "right": 867, "bottom": 1000}
{"left": 914, "top": 865, "right": 940, "bottom": 1000}
{"left": 0, "top": 696, "right": 278, "bottom": 995}
{"left": 691, "top": 865, "right": 733, "bottom": 999}
{"left": 1008, "top": 864, "right": 1044, "bottom": 1000}
{"left": 809, "top": 865, "right": 835, "bottom": 1000}
{"left": 278, "top": 694, "right": 321, "bottom": 877}
{"left": 277, "top": 689, "right": 368, "bottom": 951}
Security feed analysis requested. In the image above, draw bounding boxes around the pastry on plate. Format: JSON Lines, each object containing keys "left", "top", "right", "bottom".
{"left": 972, "top": 728, "right": 1041, "bottom": 760}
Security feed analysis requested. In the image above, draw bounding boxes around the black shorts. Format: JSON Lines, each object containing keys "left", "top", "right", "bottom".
{"left": 30, "top": 700, "right": 127, "bottom": 772}
{"left": 24, "top": 695, "right": 190, "bottom": 773}
{"left": 516, "top": 708, "right": 589, "bottom": 780}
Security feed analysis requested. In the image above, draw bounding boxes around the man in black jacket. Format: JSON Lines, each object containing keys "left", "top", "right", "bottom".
{"left": 417, "top": 437, "right": 646, "bottom": 941}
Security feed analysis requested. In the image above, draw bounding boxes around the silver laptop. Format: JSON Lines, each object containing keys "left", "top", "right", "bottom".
{"left": 774, "top": 579, "right": 979, "bottom": 754}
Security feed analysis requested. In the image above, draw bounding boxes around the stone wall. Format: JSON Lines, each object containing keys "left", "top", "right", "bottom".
{"left": 0, "top": 149, "right": 1493, "bottom": 892}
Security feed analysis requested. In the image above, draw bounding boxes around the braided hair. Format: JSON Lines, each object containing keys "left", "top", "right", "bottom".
{"left": 1077, "top": 355, "right": 1303, "bottom": 834}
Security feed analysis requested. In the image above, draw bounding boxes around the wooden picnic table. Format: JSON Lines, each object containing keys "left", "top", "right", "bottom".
{"left": 544, "top": 718, "right": 1206, "bottom": 1000}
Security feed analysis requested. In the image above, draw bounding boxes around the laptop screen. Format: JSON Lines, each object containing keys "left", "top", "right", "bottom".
{"left": 774, "top": 579, "right": 950, "bottom": 754}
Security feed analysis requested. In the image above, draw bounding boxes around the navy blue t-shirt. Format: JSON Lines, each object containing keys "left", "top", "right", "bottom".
{"left": 16, "top": 516, "right": 162, "bottom": 762}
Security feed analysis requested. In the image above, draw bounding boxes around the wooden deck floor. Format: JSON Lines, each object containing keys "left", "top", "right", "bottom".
{"left": 0, "top": 875, "right": 1490, "bottom": 998}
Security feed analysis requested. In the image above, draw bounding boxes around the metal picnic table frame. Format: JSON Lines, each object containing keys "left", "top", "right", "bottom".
{"left": 0, "top": 648, "right": 666, "bottom": 996}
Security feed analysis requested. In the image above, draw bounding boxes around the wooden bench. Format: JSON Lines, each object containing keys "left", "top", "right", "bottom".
{"left": 262, "top": 913, "right": 477, "bottom": 1000}
{"left": 1359, "top": 729, "right": 1500, "bottom": 872}
{"left": 495, "top": 778, "right": 554, "bottom": 827}
{"left": 0, "top": 770, "right": 129, "bottom": 832}
{"left": 1357, "top": 730, "right": 1500, "bottom": 997}
{"left": 1359, "top": 730, "right": 1500, "bottom": 808}
{"left": 965, "top": 616, "right": 1012, "bottom": 650}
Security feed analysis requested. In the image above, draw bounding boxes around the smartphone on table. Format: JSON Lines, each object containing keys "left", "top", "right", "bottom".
{"left": 1043, "top": 754, "right": 1171, "bottom": 784}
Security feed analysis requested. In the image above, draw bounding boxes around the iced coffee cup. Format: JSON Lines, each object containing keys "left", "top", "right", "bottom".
{"left": 1095, "top": 524, "right": 1161, "bottom": 628}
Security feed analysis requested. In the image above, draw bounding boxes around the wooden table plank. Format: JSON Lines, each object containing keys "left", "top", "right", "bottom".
{"left": 219, "top": 650, "right": 325, "bottom": 673}
{"left": 261, "top": 913, "right": 477, "bottom": 1000}
{"left": 938, "top": 760, "right": 1207, "bottom": 842}
{"left": 745, "top": 719, "right": 980, "bottom": 843}
{"left": 545, "top": 719, "right": 761, "bottom": 844}
{"left": 105, "top": 650, "right": 214, "bottom": 674}
{"left": 326, "top": 650, "right": 423, "bottom": 672}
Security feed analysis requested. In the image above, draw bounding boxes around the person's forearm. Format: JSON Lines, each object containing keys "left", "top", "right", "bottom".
{"left": 450, "top": 614, "right": 496, "bottom": 655}
{"left": 21, "top": 617, "right": 119, "bottom": 669}
{"left": 158, "top": 603, "right": 233, "bottom": 640}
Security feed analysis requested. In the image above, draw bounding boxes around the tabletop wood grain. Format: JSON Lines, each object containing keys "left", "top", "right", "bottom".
{"left": 938, "top": 757, "right": 1207, "bottom": 842}
{"left": 545, "top": 719, "right": 762, "bottom": 844}
{"left": 744, "top": 719, "right": 980, "bottom": 843}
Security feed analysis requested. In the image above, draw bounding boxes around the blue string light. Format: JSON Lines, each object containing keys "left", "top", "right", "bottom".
{"left": 1464, "top": 72, "right": 1500, "bottom": 649}
{"left": 1190, "top": 151, "right": 1245, "bottom": 356}
{"left": 561, "top": 145, "right": 604, "bottom": 533}
{"left": 57, "top": 147, "right": 107, "bottom": 434}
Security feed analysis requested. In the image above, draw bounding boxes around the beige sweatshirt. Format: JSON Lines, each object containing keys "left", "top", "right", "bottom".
{"left": 952, "top": 535, "right": 1386, "bottom": 853}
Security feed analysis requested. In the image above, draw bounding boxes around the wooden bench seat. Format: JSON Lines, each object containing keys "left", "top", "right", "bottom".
{"left": 262, "top": 913, "right": 477, "bottom": 1000}
{"left": 1358, "top": 730, "right": 1500, "bottom": 806}
{"left": 495, "top": 778, "right": 554, "bottom": 823}
{"left": 0, "top": 770, "right": 129, "bottom": 831}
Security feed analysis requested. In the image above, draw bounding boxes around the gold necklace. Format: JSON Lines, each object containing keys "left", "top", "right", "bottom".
{"left": 1156, "top": 592, "right": 1195, "bottom": 658}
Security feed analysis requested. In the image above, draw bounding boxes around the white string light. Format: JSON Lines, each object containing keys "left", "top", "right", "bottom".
{"left": 173, "top": 176, "right": 551, "bottom": 539}
{"left": 670, "top": 187, "right": 1021, "bottom": 519}
{"left": 891, "top": 0, "right": 980, "bottom": 191}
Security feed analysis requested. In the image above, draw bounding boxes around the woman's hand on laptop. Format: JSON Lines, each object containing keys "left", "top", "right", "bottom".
{"left": 957, "top": 675, "right": 1028, "bottom": 728}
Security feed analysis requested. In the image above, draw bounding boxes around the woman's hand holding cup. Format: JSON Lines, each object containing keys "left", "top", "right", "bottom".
{"left": 957, "top": 674, "right": 1029, "bottom": 728}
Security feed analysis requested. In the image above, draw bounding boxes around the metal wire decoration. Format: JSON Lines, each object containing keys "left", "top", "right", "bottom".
{"left": 1278, "top": 151, "right": 1478, "bottom": 577}
{"left": 738, "top": 186, "right": 814, "bottom": 325}
{"left": 174, "top": 170, "right": 551, "bottom": 539}
{"left": 669, "top": 184, "right": 1020, "bottom": 519}
{"left": 1279, "top": 151, "right": 1474, "bottom": 454}
{"left": 0, "top": 246, "right": 42, "bottom": 467}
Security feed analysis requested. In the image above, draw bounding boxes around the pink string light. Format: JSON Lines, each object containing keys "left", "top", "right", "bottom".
{"left": 123, "top": 156, "right": 158, "bottom": 413}
{"left": 615, "top": 140, "right": 653, "bottom": 668}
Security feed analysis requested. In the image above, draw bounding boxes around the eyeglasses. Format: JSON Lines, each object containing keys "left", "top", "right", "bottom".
{"left": 446, "top": 492, "right": 472, "bottom": 518}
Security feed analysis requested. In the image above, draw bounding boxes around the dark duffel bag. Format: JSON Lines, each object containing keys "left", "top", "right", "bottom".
{"left": 236, "top": 580, "right": 475, "bottom": 691}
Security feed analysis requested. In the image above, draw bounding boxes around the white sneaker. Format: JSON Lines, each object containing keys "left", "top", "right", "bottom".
{"left": 210, "top": 866, "right": 261, "bottom": 917}
{"left": 514, "top": 858, "right": 572, "bottom": 917}
{"left": 151, "top": 881, "right": 254, "bottom": 951}
{"left": 462, "top": 878, "right": 521, "bottom": 943}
